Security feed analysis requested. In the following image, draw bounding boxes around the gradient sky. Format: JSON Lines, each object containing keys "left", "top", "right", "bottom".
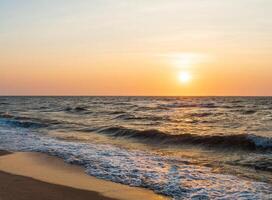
{"left": 1, "top": 0, "right": 272, "bottom": 96}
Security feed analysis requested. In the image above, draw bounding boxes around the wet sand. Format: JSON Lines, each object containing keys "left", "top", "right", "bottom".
{"left": 0, "top": 150, "right": 10, "bottom": 156}
{"left": 0, "top": 171, "right": 117, "bottom": 200}
{"left": 0, "top": 151, "right": 166, "bottom": 200}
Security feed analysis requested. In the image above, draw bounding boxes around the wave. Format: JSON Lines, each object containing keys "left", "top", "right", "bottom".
{"left": 160, "top": 102, "right": 218, "bottom": 109}
{"left": 187, "top": 112, "right": 214, "bottom": 117}
{"left": 0, "top": 118, "right": 47, "bottom": 128}
{"left": 113, "top": 114, "right": 137, "bottom": 120}
{"left": 231, "top": 109, "right": 257, "bottom": 115}
{"left": 88, "top": 126, "right": 272, "bottom": 151}
{"left": 113, "top": 113, "right": 168, "bottom": 121}
{"left": 0, "top": 113, "right": 58, "bottom": 129}
{"left": 64, "top": 106, "right": 91, "bottom": 114}
{"left": 108, "top": 111, "right": 127, "bottom": 115}
{"left": 241, "top": 110, "right": 257, "bottom": 115}
{"left": 133, "top": 105, "right": 168, "bottom": 111}
{"left": 228, "top": 156, "right": 272, "bottom": 172}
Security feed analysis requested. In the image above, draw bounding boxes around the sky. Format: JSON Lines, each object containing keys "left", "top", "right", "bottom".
{"left": 0, "top": 0, "right": 272, "bottom": 96}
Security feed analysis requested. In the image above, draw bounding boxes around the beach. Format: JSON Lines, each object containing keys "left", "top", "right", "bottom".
{"left": 0, "top": 150, "right": 166, "bottom": 200}
{"left": 1, "top": 0, "right": 272, "bottom": 198}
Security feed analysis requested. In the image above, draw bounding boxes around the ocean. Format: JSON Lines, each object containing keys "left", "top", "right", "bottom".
{"left": 0, "top": 96, "right": 271, "bottom": 199}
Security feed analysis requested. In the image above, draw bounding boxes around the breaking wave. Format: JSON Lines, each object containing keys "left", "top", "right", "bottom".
{"left": 91, "top": 126, "right": 272, "bottom": 151}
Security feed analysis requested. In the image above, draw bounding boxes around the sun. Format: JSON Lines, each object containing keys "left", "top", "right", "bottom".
{"left": 178, "top": 71, "right": 192, "bottom": 84}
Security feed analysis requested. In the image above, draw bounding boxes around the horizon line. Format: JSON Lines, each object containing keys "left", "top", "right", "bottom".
{"left": 0, "top": 95, "right": 271, "bottom": 97}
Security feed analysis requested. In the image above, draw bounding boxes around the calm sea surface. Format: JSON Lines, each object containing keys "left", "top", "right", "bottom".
{"left": 0, "top": 97, "right": 271, "bottom": 199}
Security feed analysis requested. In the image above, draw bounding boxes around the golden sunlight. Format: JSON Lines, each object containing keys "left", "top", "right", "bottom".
{"left": 178, "top": 71, "right": 192, "bottom": 84}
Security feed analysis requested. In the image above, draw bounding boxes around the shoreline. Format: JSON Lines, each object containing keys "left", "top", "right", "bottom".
{"left": 0, "top": 150, "right": 166, "bottom": 200}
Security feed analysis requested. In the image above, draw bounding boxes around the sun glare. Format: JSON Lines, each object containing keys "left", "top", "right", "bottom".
{"left": 178, "top": 71, "right": 192, "bottom": 84}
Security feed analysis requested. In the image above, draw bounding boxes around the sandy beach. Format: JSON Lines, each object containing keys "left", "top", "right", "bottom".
{"left": 0, "top": 150, "right": 166, "bottom": 200}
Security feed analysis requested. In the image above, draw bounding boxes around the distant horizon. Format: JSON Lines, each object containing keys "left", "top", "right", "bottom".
{"left": 1, "top": 95, "right": 272, "bottom": 97}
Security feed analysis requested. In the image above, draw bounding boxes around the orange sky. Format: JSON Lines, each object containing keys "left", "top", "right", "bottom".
{"left": 1, "top": 0, "right": 272, "bottom": 96}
